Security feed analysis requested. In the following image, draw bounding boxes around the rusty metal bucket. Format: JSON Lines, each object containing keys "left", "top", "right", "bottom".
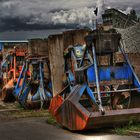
{"left": 49, "top": 85, "right": 140, "bottom": 131}
{"left": 0, "top": 79, "right": 15, "bottom": 102}
{"left": 0, "top": 78, "right": 24, "bottom": 102}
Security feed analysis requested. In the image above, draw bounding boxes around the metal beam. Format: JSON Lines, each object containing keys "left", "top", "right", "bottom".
{"left": 92, "top": 44, "right": 104, "bottom": 115}
{"left": 92, "top": 88, "right": 140, "bottom": 94}
{"left": 0, "top": 40, "right": 28, "bottom": 43}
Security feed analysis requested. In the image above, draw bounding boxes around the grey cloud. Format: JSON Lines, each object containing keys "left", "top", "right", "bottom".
{"left": 0, "top": 0, "right": 139, "bottom": 31}
{"left": 0, "top": 0, "right": 97, "bottom": 25}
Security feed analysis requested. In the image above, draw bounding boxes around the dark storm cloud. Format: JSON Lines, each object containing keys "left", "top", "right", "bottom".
{"left": 0, "top": 0, "right": 140, "bottom": 31}
{"left": 0, "top": 0, "right": 97, "bottom": 30}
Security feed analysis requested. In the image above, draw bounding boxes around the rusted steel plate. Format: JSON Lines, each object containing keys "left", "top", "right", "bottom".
{"left": 49, "top": 95, "right": 63, "bottom": 116}
{"left": 55, "top": 100, "right": 89, "bottom": 130}
{"left": 63, "top": 29, "right": 90, "bottom": 49}
{"left": 86, "top": 108, "right": 140, "bottom": 129}
{"left": 97, "top": 55, "right": 111, "bottom": 66}
{"left": 88, "top": 79, "right": 132, "bottom": 87}
{"left": 28, "top": 39, "right": 48, "bottom": 56}
{"left": 114, "top": 52, "right": 140, "bottom": 65}
{"left": 49, "top": 85, "right": 89, "bottom": 130}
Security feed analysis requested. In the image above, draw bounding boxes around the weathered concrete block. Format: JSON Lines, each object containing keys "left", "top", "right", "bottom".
{"left": 28, "top": 39, "right": 48, "bottom": 56}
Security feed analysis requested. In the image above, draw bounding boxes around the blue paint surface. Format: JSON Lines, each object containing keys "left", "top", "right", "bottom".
{"left": 87, "top": 64, "right": 133, "bottom": 83}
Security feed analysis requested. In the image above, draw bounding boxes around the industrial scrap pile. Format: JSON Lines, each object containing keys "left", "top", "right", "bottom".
{"left": 0, "top": 40, "right": 52, "bottom": 109}
{"left": 117, "top": 23, "right": 140, "bottom": 53}
{"left": 0, "top": 27, "right": 140, "bottom": 131}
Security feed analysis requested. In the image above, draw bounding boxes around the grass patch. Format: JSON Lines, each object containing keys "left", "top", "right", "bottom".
{"left": 12, "top": 109, "right": 57, "bottom": 125}
{"left": 115, "top": 121, "right": 140, "bottom": 135}
{"left": 46, "top": 113, "right": 57, "bottom": 125}
{"left": 10, "top": 109, "right": 50, "bottom": 118}
{"left": 0, "top": 108, "right": 57, "bottom": 125}
{"left": 0, "top": 102, "right": 57, "bottom": 125}
{"left": 0, "top": 102, "right": 20, "bottom": 110}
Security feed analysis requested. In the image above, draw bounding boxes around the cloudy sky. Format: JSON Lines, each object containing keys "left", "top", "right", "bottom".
{"left": 0, "top": 0, "right": 140, "bottom": 31}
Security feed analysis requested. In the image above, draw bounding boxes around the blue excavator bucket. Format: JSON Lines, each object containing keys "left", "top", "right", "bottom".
{"left": 13, "top": 56, "right": 52, "bottom": 109}
{"left": 49, "top": 29, "right": 140, "bottom": 130}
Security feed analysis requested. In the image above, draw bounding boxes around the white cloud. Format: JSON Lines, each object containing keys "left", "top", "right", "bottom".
{"left": 125, "top": 7, "right": 133, "bottom": 14}
{"left": 51, "top": 7, "right": 96, "bottom": 26}
{"left": 51, "top": 0, "right": 105, "bottom": 26}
